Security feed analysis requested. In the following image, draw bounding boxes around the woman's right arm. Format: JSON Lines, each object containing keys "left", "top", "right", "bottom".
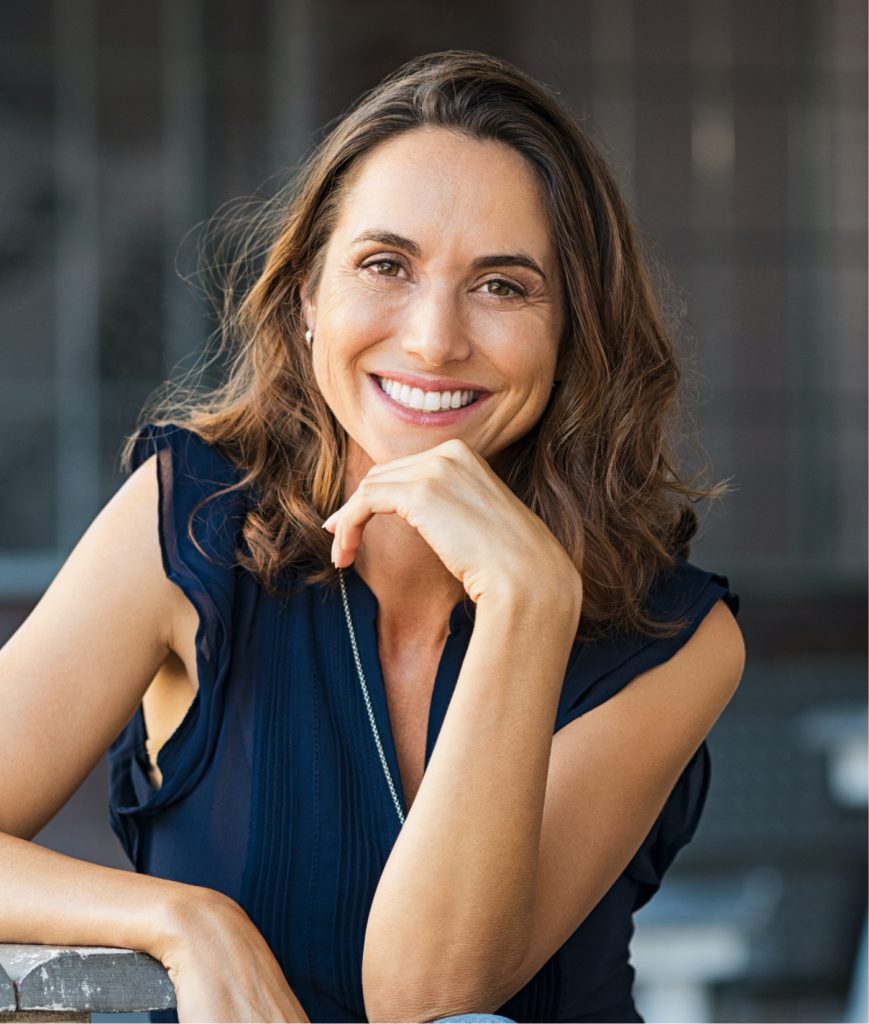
{"left": 0, "top": 454, "right": 310, "bottom": 1021}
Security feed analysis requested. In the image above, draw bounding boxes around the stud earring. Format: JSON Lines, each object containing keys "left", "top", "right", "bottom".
{"left": 305, "top": 328, "right": 314, "bottom": 346}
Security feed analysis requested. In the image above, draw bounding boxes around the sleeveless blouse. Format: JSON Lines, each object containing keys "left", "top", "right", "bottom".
{"left": 107, "top": 423, "right": 741, "bottom": 1024}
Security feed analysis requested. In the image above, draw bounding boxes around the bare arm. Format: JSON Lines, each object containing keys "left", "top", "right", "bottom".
{"left": 0, "top": 454, "right": 310, "bottom": 1021}
{"left": 0, "top": 829, "right": 208, "bottom": 953}
{"left": 0, "top": 454, "right": 178, "bottom": 842}
{"left": 362, "top": 594, "right": 744, "bottom": 1023}
{"left": 325, "top": 439, "right": 743, "bottom": 1023}
{"left": 0, "top": 453, "right": 214, "bottom": 951}
{"left": 362, "top": 585, "right": 581, "bottom": 1021}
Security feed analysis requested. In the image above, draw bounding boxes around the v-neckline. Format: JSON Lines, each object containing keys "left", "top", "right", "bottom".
{"left": 341, "top": 566, "right": 475, "bottom": 825}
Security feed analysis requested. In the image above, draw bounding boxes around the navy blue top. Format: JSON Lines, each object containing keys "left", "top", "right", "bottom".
{"left": 108, "top": 423, "right": 740, "bottom": 1024}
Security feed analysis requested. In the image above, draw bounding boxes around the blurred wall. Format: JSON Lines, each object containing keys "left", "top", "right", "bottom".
{"left": 1, "top": 2, "right": 866, "bottom": 1022}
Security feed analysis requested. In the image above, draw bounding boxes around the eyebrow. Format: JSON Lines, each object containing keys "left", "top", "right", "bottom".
{"left": 349, "top": 229, "right": 548, "bottom": 281}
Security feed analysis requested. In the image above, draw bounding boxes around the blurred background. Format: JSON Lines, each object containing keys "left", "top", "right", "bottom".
{"left": 0, "top": 1, "right": 866, "bottom": 1021}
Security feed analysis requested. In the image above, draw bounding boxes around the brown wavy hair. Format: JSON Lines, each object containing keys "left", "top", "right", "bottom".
{"left": 122, "top": 49, "right": 730, "bottom": 644}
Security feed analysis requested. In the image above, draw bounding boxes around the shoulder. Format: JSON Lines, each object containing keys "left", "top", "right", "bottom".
{"left": 127, "top": 421, "right": 245, "bottom": 490}
{"left": 617, "top": 558, "right": 746, "bottom": 729}
{"left": 557, "top": 556, "right": 743, "bottom": 728}
{"left": 127, "top": 421, "right": 251, "bottom": 565}
{"left": 624, "top": 595, "right": 744, "bottom": 738}
{"left": 645, "top": 555, "right": 740, "bottom": 623}
{"left": 692, "top": 593, "right": 745, "bottom": 682}
{"left": 651, "top": 556, "right": 744, "bottom": 697}
{"left": 124, "top": 421, "right": 254, "bottom": 660}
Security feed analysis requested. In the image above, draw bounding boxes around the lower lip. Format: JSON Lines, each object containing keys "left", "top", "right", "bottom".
{"left": 367, "top": 374, "right": 491, "bottom": 426}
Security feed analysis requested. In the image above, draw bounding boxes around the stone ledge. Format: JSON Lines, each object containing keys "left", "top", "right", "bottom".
{"left": 0, "top": 944, "right": 175, "bottom": 1019}
{"left": 0, "top": 955, "right": 14, "bottom": 1013}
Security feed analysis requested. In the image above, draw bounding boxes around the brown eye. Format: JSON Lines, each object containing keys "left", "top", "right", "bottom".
{"left": 482, "top": 279, "right": 521, "bottom": 297}
{"left": 366, "top": 259, "right": 402, "bottom": 276}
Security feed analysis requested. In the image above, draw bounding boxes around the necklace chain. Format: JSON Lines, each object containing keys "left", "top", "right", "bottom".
{"left": 337, "top": 567, "right": 406, "bottom": 826}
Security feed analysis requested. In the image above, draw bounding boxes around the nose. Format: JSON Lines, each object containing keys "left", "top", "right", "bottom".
{"left": 399, "top": 282, "right": 472, "bottom": 366}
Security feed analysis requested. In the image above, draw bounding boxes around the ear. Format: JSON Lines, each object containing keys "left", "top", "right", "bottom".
{"left": 299, "top": 274, "right": 317, "bottom": 333}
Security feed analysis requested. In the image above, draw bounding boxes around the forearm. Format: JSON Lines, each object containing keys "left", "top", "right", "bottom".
{"left": 362, "top": 590, "right": 581, "bottom": 1017}
{"left": 0, "top": 829, "right": 212, "bottom": 958}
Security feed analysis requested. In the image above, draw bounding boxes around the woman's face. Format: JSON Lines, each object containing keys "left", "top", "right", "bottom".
{"left": 305, "top": 127, "right": 565, "bottom": 471}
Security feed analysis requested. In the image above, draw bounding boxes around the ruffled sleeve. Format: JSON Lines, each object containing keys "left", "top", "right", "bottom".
{"left": 107, "top": 423, "right": 248, "bottom": 869}
{"left": 554, "top": 557, "right": 740, "bottom": 909}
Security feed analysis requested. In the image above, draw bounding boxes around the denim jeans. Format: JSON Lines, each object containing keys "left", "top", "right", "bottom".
{"left": 432, "top": 1016, "right": 515, "bottom": 1023}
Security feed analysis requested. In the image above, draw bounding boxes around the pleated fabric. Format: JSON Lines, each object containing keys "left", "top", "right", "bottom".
{"left": 107, "top": 423, "right": 740, "bottom": 1024}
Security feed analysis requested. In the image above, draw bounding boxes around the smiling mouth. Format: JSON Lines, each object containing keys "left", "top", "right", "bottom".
{"left": 374, "top": 375, "right": 482, "bottom": 412}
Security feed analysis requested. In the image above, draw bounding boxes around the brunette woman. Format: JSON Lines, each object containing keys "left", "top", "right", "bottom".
{"left": 0, "top": 51, "right": 744, "bottom": 1023}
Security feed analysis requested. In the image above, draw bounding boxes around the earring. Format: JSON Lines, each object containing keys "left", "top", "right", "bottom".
{"left": 305, "top": 328, "right": 314, "bottom": 346}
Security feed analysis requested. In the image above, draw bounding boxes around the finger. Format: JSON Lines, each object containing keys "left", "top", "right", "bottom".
{"left": 364, "top": 437, "right": 474, "bottom": 478}
{"left": 323, "top": 455, "right": 443, "bottom": 533}
{"left": 321, "top": 510, "right": 339, "bottom": 532}
{"left": 323, "top": 461, "right": 427, "bottom": 537}
{"left": 330, "top": 481, "right": 386, "bottom": 567}
{"left": 331, "top": 478, "right": 418, "bottom": 567}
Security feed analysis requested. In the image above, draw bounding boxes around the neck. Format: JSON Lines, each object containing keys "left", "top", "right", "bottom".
{"left": 352, "top": 517, "right": 465, "bottom": 643}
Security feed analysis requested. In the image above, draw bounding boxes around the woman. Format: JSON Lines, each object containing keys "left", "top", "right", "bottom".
{"left": 0, "top": 51, "right": 745, "bottom": 1023}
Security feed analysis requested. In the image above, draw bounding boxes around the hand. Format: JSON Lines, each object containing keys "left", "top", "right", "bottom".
{"left": 154, "top": 890, "right": 310, "bottom": 1023}
{"left": 323, "top": 438, "right": 582, "bottom": 608}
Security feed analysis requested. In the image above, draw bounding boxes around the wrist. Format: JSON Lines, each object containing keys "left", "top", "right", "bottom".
{"left": 477, "top": 569, "right": 582, "bottom": 625}
{"left": 147, "top": 882, "right": 245, "bottom": 965}
{"left": 475, "top": 590, "right": 582, "bottom": 657}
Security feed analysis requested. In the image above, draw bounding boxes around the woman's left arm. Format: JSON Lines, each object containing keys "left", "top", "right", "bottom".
{"left": 323, "top": 439, "right": 744, "bottom": 1023}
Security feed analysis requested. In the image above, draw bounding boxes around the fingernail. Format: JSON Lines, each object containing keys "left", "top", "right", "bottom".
{"left": 322, "top": 511, "right": 338, "bottom": 530}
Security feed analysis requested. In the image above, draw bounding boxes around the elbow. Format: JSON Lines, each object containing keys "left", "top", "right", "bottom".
{"left": 362, "top": 946, "right": 517, "bottom": 1024}
{"left": 361, "top": 950, "right": 440, "bottom": 1024}
{"left": 361, "top": 899, "right": 529, "bottom": 1021}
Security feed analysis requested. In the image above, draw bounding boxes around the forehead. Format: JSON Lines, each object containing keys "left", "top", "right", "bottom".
{"left": 332, "top": 128, "right": 555, "bottom": 260}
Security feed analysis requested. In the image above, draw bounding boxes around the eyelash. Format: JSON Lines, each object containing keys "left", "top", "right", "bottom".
{"left": 360, "top": 257, "right": 526, "bottom": 299}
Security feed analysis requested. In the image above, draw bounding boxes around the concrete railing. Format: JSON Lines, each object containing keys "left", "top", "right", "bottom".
{"left": 0, "top": 944, "right": 175, "bottom": 1022}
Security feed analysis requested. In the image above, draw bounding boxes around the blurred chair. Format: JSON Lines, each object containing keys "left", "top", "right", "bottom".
{"left": 633, "top": 868, "right": 783, "bottom": 1023}
{"left": 633, "top": 657, "right": 867, "bottom": 1023}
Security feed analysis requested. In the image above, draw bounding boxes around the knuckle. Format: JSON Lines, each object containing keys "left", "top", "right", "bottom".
{"left": 439, "top": 438, "right": 467, "bottom": 458}
{"left": 429, "top": 455, "right": 451, "bottom": 479}
{"left": 411, "top": 477, "right": 434, "bottom": 501}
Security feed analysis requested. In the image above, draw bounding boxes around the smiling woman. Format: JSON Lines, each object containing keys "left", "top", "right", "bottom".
{"left": 0, "top": 50, "right": 743, "bottom": 1024}
{"left": 306, "top": 129, "right": 560, "bottom": 442}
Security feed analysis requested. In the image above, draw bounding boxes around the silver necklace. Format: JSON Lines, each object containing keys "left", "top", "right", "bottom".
{"left": 337, "top": 567, "right": 406, "bottom": 826}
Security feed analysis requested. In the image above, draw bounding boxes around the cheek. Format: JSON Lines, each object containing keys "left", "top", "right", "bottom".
{"left": 466, "top": 304, "right": 558, "bottom": 365}
{"left": 475, "top": 323, "right": 558, "bottom": 390}
{"left": 322, "top": 285, "right": 401, "bottom": 345}
{"left": 313, "top": 290, "right": 395, "bottom": 402}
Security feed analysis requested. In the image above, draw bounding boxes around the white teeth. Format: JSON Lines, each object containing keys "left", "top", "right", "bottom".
{"left": 377, "top": 376, "right": 479, "bottom": 412}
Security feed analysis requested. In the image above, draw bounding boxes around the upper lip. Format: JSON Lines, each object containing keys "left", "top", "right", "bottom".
{"left": 371, "top": 370, "right": 489, "bottom": 393}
